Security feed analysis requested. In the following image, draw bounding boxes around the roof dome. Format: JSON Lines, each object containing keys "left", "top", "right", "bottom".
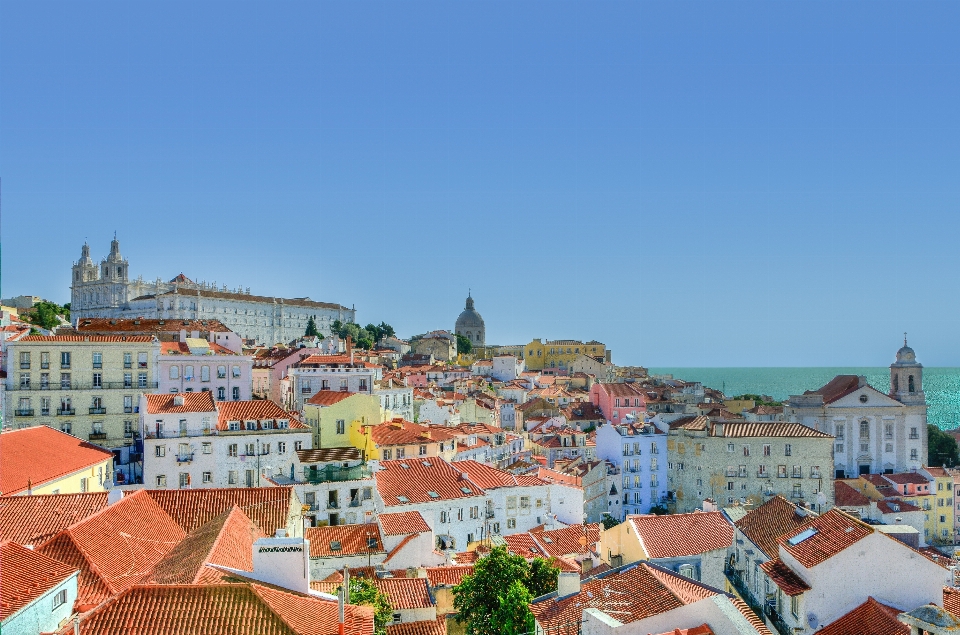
{"left": 455, "top": 293, "right": 484, "bottom": 330}
{"left": 894, "top": 334, "right": 919, "bottom": 365}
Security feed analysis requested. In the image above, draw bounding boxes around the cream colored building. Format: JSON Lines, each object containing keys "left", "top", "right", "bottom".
{"left": 5, "top": 335, "right": 159, "bottom": 457}
{"left": 666, "top": 417, "right": 835, "bottom": 513}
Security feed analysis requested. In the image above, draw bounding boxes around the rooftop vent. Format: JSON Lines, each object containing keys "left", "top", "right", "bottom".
{"left": 173, "top": 395, "right": 185, "bottom": 406}
{"left": 330, "top": 541, "right": 342, "bottom": 551}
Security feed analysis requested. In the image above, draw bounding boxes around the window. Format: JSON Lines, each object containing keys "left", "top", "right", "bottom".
{"left": 40, "top": 352, "right": 50, "bottom": 369}
{"left": 245, "top": 443, "right": 255, "bottom": 456}
{"left": 179, "top": 473, "right": 190, "bottom": 488}
{"left": 886, "top": 443, "right": 893, "bottom": 453}
{"left": 727, "top": 443, "right": 735, "bottom": 453}
{"left": 419, "top": 445, "right": 427, "bottom": 456}
{"left": 791, "top": 595, "right": 800, "bottom": 618}
{"left": 778, "top": 465, "right": 787, "bottom": 478}
{"left": 138, "top": 352, "right": 148, "bottom": 368}
{"left": 911, "top": 449, "right": 919, "bottom": 460}
{"left": 201, "top": 366, "right": 210, "bottom": 382}
{"left": 492, "top": 522, "right": 501, "bottom": 534}
{"left": 156, "top": 446, "right": 165, "bottom": 457}
{"left": 792, "top": 465, "right": 802, "bottom": 478}
{"left": 92, "top": 372, "right": 102, "bottom": 388}
{"left": 278, "top": 442, "right": 286, "bottom": 453}
{"left": 19, "top": 373, "right": 30, "bottom": 389}
{"left": 885, "top": 423, "right": 893, "bottom": 439}
{"left": 138, "top": 373, "right": 147, "bottom": 388}
{"left": 124, "top": 352, "right": 132, "bottom": 368}
{"left": 92, "top": 352, "right": 103, "bottom": 369}
{"left": 910, "top": 427, "right": 919, "bottom": 440}
{"left": 124, "top": 395, "right": 134, "bottom": 413}
{"left": 228, "top": 444, "right": 238, "bottom": 457}
{"left": 763, "top": 444, "right": 771, "bottom": 456}
{"left": 232, "top": 365, "right": 241, "bottom": 378}
{"left": 202, "top": 442, "right": 212, "bottom": 454}
{"left": 185, "top": 366, "right": 194, "bottom": 381}
{"left": 156, "top": 475, "right": 167, "bottom": 487}
{"left": 40, "top": 397, "right": 50, "bottom": 416}
{"left": 217, "top": 365, "right": 227, "bottom": 379}
{"left": 53, "top": 588, "right": 68, "bottom": 609}
{"left": 217, "top": 387, "right": 226, "bottom": 400}
{"left": 294, "top": 441, "right": 303, "bottom": 451}
{"left": 124, "top": 420, "right": 134, "bottom": 438}
{"left": 60, "top": 421, "right": 72, "bottom": 434}
{"left": 336, "top": 419, "right": 346, "bottom": 434}
{"left": 859, "top": 420, "right": 870, "bottom": 439}
{"left": 228, "top": 471, "right": 238, "bottom": 485}
{"left": 61, "top": 352, "right": 71, "bottom": 368}
{"left": 743, "top": 445, "right": 750, "bottom": 457}
{"left": 507, "top": 518, "right": 517, "bottom": 529}
{"left": 233, "top": 387, "right": 240, "bottom": 400}
{"left": 170, "top": 366, "right": 180, "bottom": 380}
{"left": 397, "top": 447, "right": 405, "bottom": 459}
{"left": 203, "top": 472, "right": 212, "bottom": 483}
{"left": 784, "top": 444, "right": 792, "bottom": 456}
{"left": 835, "top": 425, "right": 845, "bottom": 440}
{"left": 19, "top": 351, "right": 30, "bottom": 369}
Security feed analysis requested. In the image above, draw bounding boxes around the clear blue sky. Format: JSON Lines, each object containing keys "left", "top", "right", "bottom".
{"left": 2, "top": 1, "right": 959, "bottom": 367}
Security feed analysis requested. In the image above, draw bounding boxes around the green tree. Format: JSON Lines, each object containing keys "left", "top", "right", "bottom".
{"left": 340, "top": 577, "right": 392, "bottom": 635}
{"left": 24, "top": 301, "right": 68, "bottom": 330}
{"left": 378, "top": 322, "right": 395, "bottom": 339}
{"left": 456, "top": 334, "right": 473, "bottom": 355}
{"left": 304, "top": 316, "right": 320, "bottom": 337}
{"left": 649, "top": 504, "right": 669, "bottom": 515}
{"left": 929, "top": 424, "right": 960, "bottom": 467}
{"left": 453, "top": 546, "right": 557, "bottom": 635}
{"left": 527, "top": 556, "right": 560, "bottom": 598}
{"left": 601, "top": 514, "right": 620, "bottom": 530}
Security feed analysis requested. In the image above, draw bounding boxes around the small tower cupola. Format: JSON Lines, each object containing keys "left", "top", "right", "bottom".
{"left": 890, "top": 333, "right": 925, "bottom": 405}
{"left": 101, "top": 234, "right": 129, "bottom": 282}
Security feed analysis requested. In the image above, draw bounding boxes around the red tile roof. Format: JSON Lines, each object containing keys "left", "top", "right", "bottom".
{"left": 379, "top": 511, "right": 431, "bottom": 536}
{"left": 877, "top": 499, "right": 922, "bottom": 514}
{"left": 371, "top": 420, "right": 456, "bottom": 447}
{"left": 144, "top": 487, "right": 295, "bottom": 537}
{"left": 720, "top": 422, "right": 833, "bottom": 438}
{"left": 38, "top": 490, "right": 187, "bottom": 609}
{"left": 817, "top": 597, "right": 908, "bottom": 635}
{"left": 530, "top": 563, "right": 716, "bottom": 630}
{"left": 387, "top": 616, "right": 447, "bottom": 635}
{"left": 734, "top": 496, "right": 814, "bottom": 559}
{"left": 76, "top": 583, "right": 375, "bottom": 635}
{"left": 19, "top": 335, "right": 155, "bottom": 342}
{"left": 424, "top": 565, "right": 475, "bottom": 588}
{"left": 306, "top": 390, "right": 360, "bottom": 406}
{"left": 530, "top": 524, "right": 600, "bottom": 558}
{"left": 778, "top": 508, "right": 873, "bottom": 569}
{"left": 0, "top": 540, "right": 77, "bottom": 620}
{"left": 305, "top": 524, "right": 385, "bottom": 558}
{"left": 0, "top": 492, "right": 109, "bottom": 547}
{"left": 834, "top": 481, "right": 871, "bottom": 507}
{"left": 160, "top": 340, "right": 237, "bottom": 355}
{"left": 145, "top": 392, "right": 217, "bottom": 414}
{"left": 945, "top": 586, "right": 960, "bottom": 616}
{"left": 805, "top": 375, "right": 863, "bottom": 404}
{"left": 375, "top": 459, "right": 482, "bottom": 506}
{"left": 628, "top": 512, "right": 733, "bottom": 559}
{"left": 883, "top": 472, "right": 930, "bottom": 486}
{"left": 147, "top": 506, "right": 266, "bottom": 585}
{"left": 217, "top": 400, "right": 306, "bottom": 430}
{"left": 373, "top": 577, "right": 433, "bottom": 609}
{"left": 759, "top": 558, "right": 811, "bottom": 596}
{"left": 0, "top": 426, "right": 114, "bottom": 496}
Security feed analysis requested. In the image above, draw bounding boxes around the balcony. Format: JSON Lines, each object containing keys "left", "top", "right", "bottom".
{"left": 10, "top": 381, "right": 159, "bottom": 391}
{"left": 789, "top": 490, "right": 805, "bottom": 500}
{"left": 89, "top": 407, "right": 107, "bottom": 415}
{"left": 327, "top": 501, "right": 340, "bottom": 510}
{"left": 14, "top": 408, "right": 35, "bottom": 417}
{"left": 57, "top": 408, "right": 76, "bottom": 416}
{"left": 144, "top": 429, "right": 216, "bottom": 439}
{"left": 765, "top": 605, "right": 795, "bottom": 635}
{"left": 302, "top": 464, "right": 372, "bottom": 484}
{"left": 176, "top": 453, "right": 195, "bottom": 463}
{"left": 757, "top": 470, "right": 770, "bottom": 478}
{"left": 89, "top": 433, "right": 108, "bottom": 441}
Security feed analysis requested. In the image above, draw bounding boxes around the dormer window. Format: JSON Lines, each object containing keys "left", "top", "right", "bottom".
{"left": 228, "top": 421, "right": 240, "bottom": 431}
{"left": 245, "top": 420, "right": 256, "bottom": 430}
{"left": 277, "top": 420, "right": 288, "bottom": 429}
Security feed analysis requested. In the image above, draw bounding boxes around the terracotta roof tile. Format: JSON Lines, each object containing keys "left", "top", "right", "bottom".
{"left": 375, "top": 459, "right": 483, "bottom": 506}
{"left": 734, "top": 496, "right": 813, "bottom": 559}
{"left": 379, "top": 511, "right": 431, "bottom": 536}
{"left": 945, "top": 586, "right": 960, "bottom": 616}
{"left": 817, "top": 597, "right": 908, "bottom": 635}
{"left": 877, "top": 498, "right": 922, "bottom": 514}
{"left": 145, "top": 487, "right": 295, "bottom": 537}
{"left": 720, "top": 422, "right": 833, "bottom": 438}
{"left": 530, "top": 524, "right": 600, "bottom": 559}
{"left": 628, "top": 512, "right": 733, "bottom": 559}
{"left": 148, "top": 506, "right": 266, "bottom": 585}
{"left": 76, "top": 583, "right": 374, "bottom": 635}
{"left": 374, "top": 577, "right": 433, "bottom": 609}
{"left": 834, "top": 481, "right": 871, "bottom": 507}
{"left": 759, "top": 558, "right": 811, "bottom": 596}
{"left": 424, "top": 565, "right": 474, "bottom": 588}
{"left": 387, "top": 616, "right": 447, "bottom": 635}
{"left": 145, "top": 392, "right": 217, "bottom": 414}
{"left": 0, "top": 492, "right": 109, "bottom": 547}
{"left": 296, "top": 448, "right": 363, "bottom": 463}
{"left": 19, "top": 335, "right": 155, "bottom": 342}
{"left": 306, "top": 390, "right": 360, "bottom": 406}
{"left": 37, "top": 490, "right": 186, "bottom": 609}
{"left": 305, "top": 524, "right": 385, "bottom": 558}
{"left": 778, "top": 508, "right": 873, "bottom": 569}
{"left": 0, "top": 540, "right": 77, "bottom": 620}
{"left": 883, "top": 472, "right": 930, "bottom": 486}
{"left": 805, "top": 375, "right": 863, "bottom": 404}
{"left": 217, "top": 400, "right": 306, "bottom": 430}
{"left": 0, "top": 426, "right": 114, "bottom": 496}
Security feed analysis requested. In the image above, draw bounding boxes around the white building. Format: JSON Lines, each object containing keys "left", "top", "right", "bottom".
{"left": 140, "top": 393, "right": 311, "bottom": 489}
{"left": 288, "top": 354, "right": 382, "bottom": 411}
{"left": 158, "top": 339, "right": 253, "bottom": 401}
{"left": 491, "top": 355, "right": 525, "bottom": 382}
{"left": 374, "top": 381, "right": 414, "bottom": 421}
{"left": 784, "top": 340, "right": 928, "bottom": 477}
{"left": 71, "top": 238, "right": 355, "bottom": 345}
{"left": 374, "top": 457, "right": 583, "bottom": 552}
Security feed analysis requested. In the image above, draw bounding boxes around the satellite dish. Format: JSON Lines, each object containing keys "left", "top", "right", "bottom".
{"left": 808, "top": 612, "right": 819, "bottom": 629}
{"left": 817, "top": 492, "right": 827, "bottom": 507}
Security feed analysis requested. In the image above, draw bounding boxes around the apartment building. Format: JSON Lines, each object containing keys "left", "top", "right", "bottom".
{"left": 5, "top": 335, "right": 159, "bottom": 455}
{"left": 595, "top": 421, "right": 669, "bottom": 517}
{"left": 288, "top": 355, "right": 382, "bottom": 410}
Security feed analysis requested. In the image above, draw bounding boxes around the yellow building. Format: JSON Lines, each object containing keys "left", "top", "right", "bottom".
{"left": 5, "top": 335, "right": 159, "bottom": 450}
{"left": 845, "top": 472, "right": 953, "bottom": 545}
{"left": 522, "top": 339, "right": 610, "bottom": 372}
{"left": 0, "top": 425, "right": 115, "bottom": 495}
{"left": 301, "top": 391, "right": 383, "bottom": 449}
{"left": 924, "top": 467, "right": 955, "bottom": 545}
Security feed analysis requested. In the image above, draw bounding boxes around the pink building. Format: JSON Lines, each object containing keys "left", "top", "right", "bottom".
{"left": 251, "top": 347, "right": 323, "bottom": 403}
{"left": 589, "top": 382, "right": 646, "bottom": 424}
{"left": 157, "top": 339, "right": 253, "bottom": 401}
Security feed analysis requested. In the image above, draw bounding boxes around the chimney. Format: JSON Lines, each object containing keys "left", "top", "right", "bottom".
{"left": 107, "top": 489, "right": 123, "bottom": 505}
{"left": 174, "top": 395, "right": 185, "bottom": 406}
{"left": 557, "top": 571, "right": 581, "bottom": 598}
{"left": 346, "top": 335, "right": 353, "bottom": 363}
{"left": 250, "top": 530, "right": 311, "bottom": 593}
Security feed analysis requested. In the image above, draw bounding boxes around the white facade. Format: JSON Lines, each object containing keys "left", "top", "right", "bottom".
{"left": 595, "top": 422, "right": 669, "bottom": 518}
{"left": 376, "top": 385, "right": 415, "bottom": 421}
{"left": 71, "top": 239, "right": 355, "bottom": 345}
{"left": 492, "top": 355, "right": 525, "bottom": 382}
{"left": 289, "top": 361, "right": 382, "bottom": 411}
{"left": 416, "top": 398, "right": 460, "bottom": 426}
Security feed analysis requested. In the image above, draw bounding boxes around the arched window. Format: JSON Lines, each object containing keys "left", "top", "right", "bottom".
{"left": 893, "top": 375, "right": 899, "bottom": 392}
{"left": 908, "top": 375, "right": 915, "bottom": 392}
{"left": 860, "top": 421, "right": 870, "bottom": 439}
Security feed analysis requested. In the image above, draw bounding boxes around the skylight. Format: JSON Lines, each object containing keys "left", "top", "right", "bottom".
{"left": 787, "top": 528, "right": 818, "bottom": 546}
{"left": 422, "top": 461, "right": 432, "bottom": 467}
{"left": 461, "top": 487, "right": 472, "bottom": 494}
{"left": 542, "top": 537, "right": 553, "bottom": 543}
{"left": 428, "top": 491, "right": 440, "bottom": 498}
{"left": 400, "top": 463, "right": 410, "bottom": 469}
{"left": 397, "top": 495, "right": 409, "bottom": 503}
{"left": 330, "top": 541, "right": 342, "bottom": 551}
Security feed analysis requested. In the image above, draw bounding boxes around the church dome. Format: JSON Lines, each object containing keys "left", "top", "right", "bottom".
{"left": 893, "top": 335, "right": 919, "bottom": 366}
{"left": 456, "top": 294, "right": 484, "bottom": 329}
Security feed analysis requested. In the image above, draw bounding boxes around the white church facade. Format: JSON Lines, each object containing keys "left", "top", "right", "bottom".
{"left": 71, "top": 238, "right": 355, "bottom": 345}
{"left": 784, "top": 338, "right": 928, "bottom": 477}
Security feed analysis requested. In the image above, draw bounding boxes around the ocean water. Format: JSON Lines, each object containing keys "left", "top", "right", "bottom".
{"left": 648, "top": 367, "right": 960, "bottom": 431}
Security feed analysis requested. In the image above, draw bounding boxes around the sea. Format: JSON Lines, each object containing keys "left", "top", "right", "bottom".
{"left": 648, "top": 367, "right": 960, "bottom": 431}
